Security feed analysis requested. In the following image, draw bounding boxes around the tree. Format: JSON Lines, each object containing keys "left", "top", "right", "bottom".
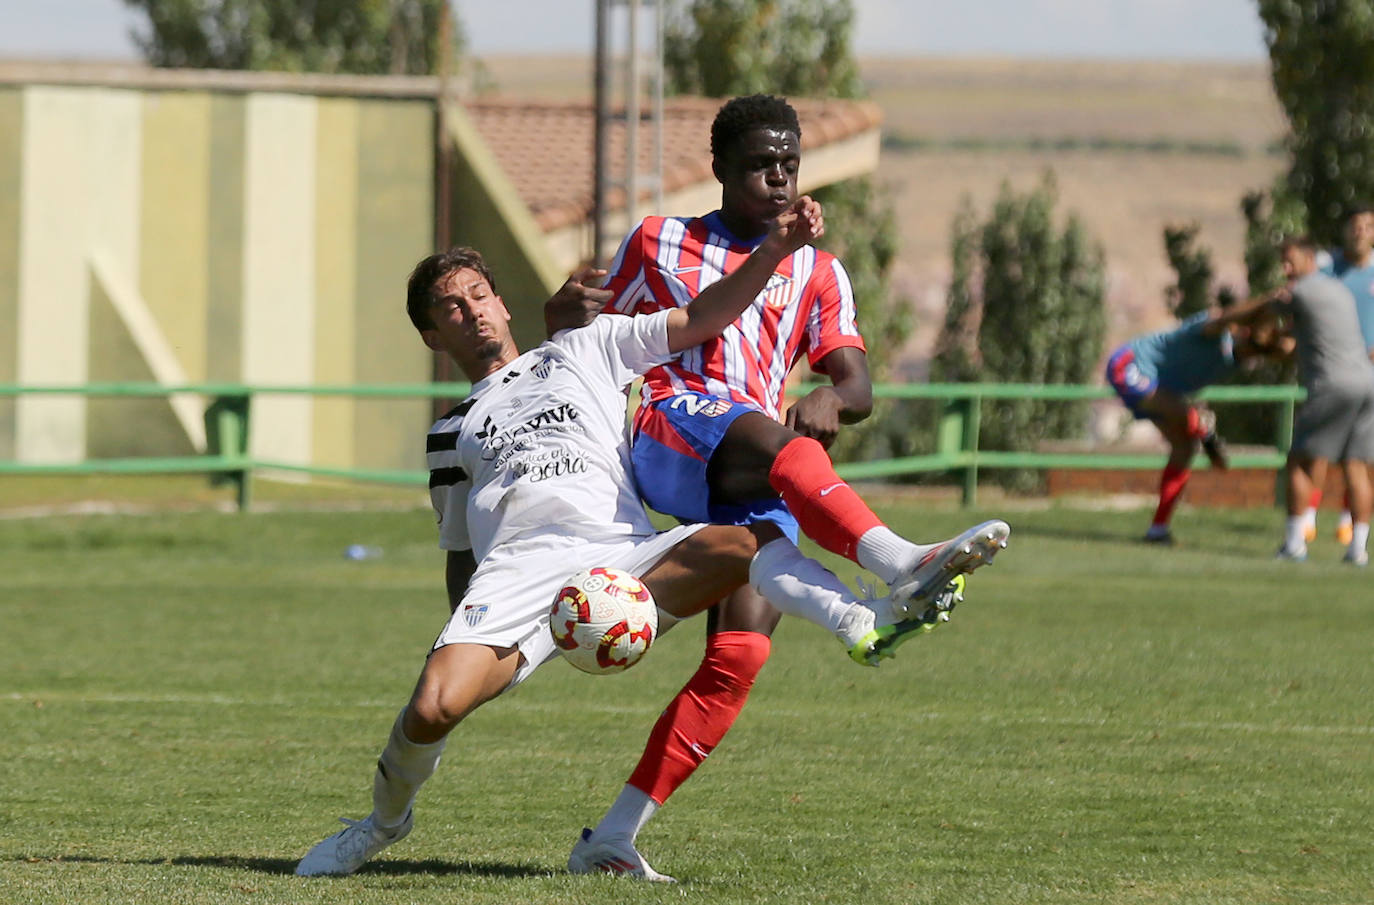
{"left": 932, "top": 176, "right": 1107, "bottom": 490}
{"left": 122, "top": 0, "right": 460, "bottom": 75}
{"left": 661, "top": 0, "right": 910, "bottom": 460}
{"left": 664, "top": 0, "right": 861, "bottom": 99}
{"left": 1258, "top": 0, "right": 1374, "bottom": 247}
{"left": 1163, "top": 223, "right": 1230, "bottom": 321}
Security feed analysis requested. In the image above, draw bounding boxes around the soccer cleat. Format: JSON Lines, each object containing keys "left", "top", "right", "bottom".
{"left": 1342, "top": 548, "right": 1369, "bottom": 567}
{"left": 1200, "top": 432, "right": 1229, "bottom": 470}
{"left": 839, "top": 576, "right": 966, "bottom": 667}
{"left": 567, "top": 827, "right": 676, "bottom": 883}
{"left": 1142, "top": 527, "right": 1175, "bottom": 546}
{"left": 1337, "top": 521, "right": 1355, "bottom": 547}
{"left": 1303, "top": 520, "right": 1318, "bottom": 544}
{"left": 295, "top": 811, "right": 413, "bottom": 876}
{"left": 886, "top": 520, "right": 1009, "bottom": 618}
{"left": 1273, "top": 545, "right": 1308, "bottom": 563}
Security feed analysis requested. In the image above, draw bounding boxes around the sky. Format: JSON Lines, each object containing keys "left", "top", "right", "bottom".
{"left": 0, "top": 0, "right": 1268, "bottom": 62}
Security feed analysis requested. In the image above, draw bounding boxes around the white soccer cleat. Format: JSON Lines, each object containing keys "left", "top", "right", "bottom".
{"left": 295, "top": 811, "right": 413, "bottom": 876}
{"left": 567, "top": 827, "right": 676, "bottom": 883}
{"left": 838, "top": 575, "right": 966, "bottom": 667}
{"left": 887, "top": 520, "right": 1010, "bottom": 618}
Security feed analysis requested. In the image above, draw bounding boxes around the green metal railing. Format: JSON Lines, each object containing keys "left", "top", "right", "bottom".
{"left": 0, "top": 381, "right": 1304, "bottom": 510}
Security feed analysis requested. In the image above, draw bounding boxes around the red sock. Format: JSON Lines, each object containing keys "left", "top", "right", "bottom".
{"left": 627, "top": 631, "right": 771, "bottom": 805}
{"left": 768, "top": 437, "right": 883, "bottom": 562}
{"left": 1152, "top": 463, "right": 1191, "bottom": 527}
{"left": 1309, "top": 488, "right": 1323, "bottom": 510}
{"left": 1185, "top": 407, "right": 1208, "bottom": 439}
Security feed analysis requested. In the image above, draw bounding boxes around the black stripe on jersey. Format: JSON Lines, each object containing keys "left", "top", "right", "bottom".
{"left": 426, "top": 432, "right": 459, "bottom": 452}
{"left": 429, "top": 466, "right": 468, "bottom": 489}
{"left": 501, "top": 369, "right": 522, "bottom": 383}
{"left": 439, "top": 397, "right": 478, "bottom": 421}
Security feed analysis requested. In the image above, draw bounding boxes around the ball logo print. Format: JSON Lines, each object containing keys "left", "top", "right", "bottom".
{"left": 549, "top": 567, "right": 658, "bottom": 674}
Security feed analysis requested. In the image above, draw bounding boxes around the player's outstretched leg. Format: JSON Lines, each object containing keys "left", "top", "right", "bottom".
{"left": 295, "top": 812, "right": 414, "bottom": 876}
{"left": 837, "top": 575, "right": 967, "bottom": 667}
{"left": 885, "top": 520, "right": 1010, "bottom": 617}
{"left": 568, "top": 827, "right": 676, "bottom": 882}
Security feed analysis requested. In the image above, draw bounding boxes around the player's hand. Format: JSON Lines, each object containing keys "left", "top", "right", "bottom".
{"left": 784, "top": 385, "right": 846, "bottom": 448}
{"left": 544, "top": 265, "right": 612, "bottom": 337}
{"left": 763, "top": 196, "right": 824, "bottom": 259}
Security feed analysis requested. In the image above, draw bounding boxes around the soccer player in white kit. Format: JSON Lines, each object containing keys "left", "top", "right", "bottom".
{"left": 294, "top": 201, "right": 978, "bottom": 877}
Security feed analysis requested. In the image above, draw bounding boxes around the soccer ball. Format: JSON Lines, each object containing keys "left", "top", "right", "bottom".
{"left": 549, "top": 567, "right": 658, "bottom": 675}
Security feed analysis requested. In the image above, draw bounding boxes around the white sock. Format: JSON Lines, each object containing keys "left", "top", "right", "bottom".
{"left": 749, "top": 538, "right": 860, "bottom": 633}
{"left": 855, "top": 526, "right": 923, "bottom": 585}
{"left": 1302, "top": 507, "right": 1318, "bottom": 530}
{"left": 1339, "top": 510, "right": 1354, "bottom": 529}
{"left": 1283, "top": 516, "right": 1307, "bottom": 553}
{"left": 373, "top": 708, "right": 446, "bottom": 829}
{"left": 591, "top": 784, "right": 659, "bottom": 843}
{"left": 1353, "top": 522, "right": 1370, "bottom": 554}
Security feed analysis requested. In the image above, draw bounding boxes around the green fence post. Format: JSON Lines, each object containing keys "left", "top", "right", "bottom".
{"left": 936, "top": 394, "right": 980, "bottom": 507}
{"left": 1273, "top": 397, "right": 1294, "bottom": 510}
{"left": 962, "top": 394, "right": 981, "bottom": 507}
{"left": 205, "top": 393, "right": 252, "bottom": 511}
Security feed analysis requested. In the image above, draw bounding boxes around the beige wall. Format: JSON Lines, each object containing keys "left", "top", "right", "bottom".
{"left": 0, "top": 76, "right": 440, "bottom": 474}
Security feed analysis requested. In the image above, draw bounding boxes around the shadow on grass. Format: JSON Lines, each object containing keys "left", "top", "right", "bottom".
{"left": 4, "top": 853, "right": 548, "bottom": 879}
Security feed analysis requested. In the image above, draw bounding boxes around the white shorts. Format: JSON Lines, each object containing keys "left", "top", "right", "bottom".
{"left": 432, "top": 524, "right": 703, "bottom": 689}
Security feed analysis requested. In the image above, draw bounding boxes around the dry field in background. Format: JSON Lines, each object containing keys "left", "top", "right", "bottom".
{"left": 476, "top": 55, "right": 1288, "bottom": 371}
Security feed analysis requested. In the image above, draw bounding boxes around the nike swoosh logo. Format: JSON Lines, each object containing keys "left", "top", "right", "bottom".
{"left": 670, "top": 266, "right": 703, "bottom": 275}
{"left": 818, "top": 483, "right": 844, "bottom": 497}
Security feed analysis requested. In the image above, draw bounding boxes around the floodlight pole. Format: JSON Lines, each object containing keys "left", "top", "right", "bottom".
{"left": 432, "top": 5, "right": 456, "bottom": 411}
{"left": 593, "top": 0, "right": 610, "bottom": 267}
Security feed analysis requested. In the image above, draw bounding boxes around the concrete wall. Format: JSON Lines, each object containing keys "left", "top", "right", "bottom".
{"left": 0, "top": 74, "right": 436, "bottom": 473}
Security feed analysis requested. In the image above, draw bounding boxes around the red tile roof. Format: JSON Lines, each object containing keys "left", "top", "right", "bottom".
{"left": 464, "top": 96, "right": 883, "bottom": 232}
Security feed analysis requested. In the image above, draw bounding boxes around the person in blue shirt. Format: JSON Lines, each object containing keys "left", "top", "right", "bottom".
{"left": 1306, "top": 205, "right": 1374, "bottom": 546}
{"left": 1105, "top": 304, "right": 1283, "bottom": 543}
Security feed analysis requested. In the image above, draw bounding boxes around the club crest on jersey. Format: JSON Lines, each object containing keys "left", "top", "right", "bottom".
{"left": 761, "top": 274, "right": 794, "bottom": 309}
{"left": 669, "top": 393, "right": 733, "bottom": 417}
{"left": 532, "top": 355, "right": 555, "bottom": 379}
{"left": 462, "top": 603, "right": 490, "bottom": 627}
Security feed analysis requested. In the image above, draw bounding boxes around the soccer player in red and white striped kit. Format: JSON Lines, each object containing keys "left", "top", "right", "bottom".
{"left": 552, "top": 94, "right": 1010, "bottom": 881}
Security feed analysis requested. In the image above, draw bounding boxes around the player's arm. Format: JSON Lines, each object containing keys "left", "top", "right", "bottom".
{"left": 1199, "top": 288, "right": 1288, "bottom": 337}
{"left": 785, "top": 347, "right": 873, "bottom": 448}
{"left": 665, "top": 196, "right": 824, "bottom": 353}
{"left": 445, "top": 549, "right": 477, "bottom": 614}
{"left": 543, "top": 265, "right": 614, "bottom": 337}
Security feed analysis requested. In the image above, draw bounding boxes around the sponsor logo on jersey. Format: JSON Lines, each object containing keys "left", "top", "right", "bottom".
{"left": 513, "top": 455, "right": 589, "bottom": 482}
{"left": 668, "top": 393, "right": 733, "bottom": 418}
{"left": 463, "top": 603, "right": 489, "bottom": 627}
{"left": 475, "top": 402, "right": 581, "bottom": 459}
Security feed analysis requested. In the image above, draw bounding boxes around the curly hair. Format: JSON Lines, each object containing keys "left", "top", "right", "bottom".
{"left": 405, "top": 246, "right": 496, "bottom": 332}
{"left": 710, "top": 94, "right": 801, "bottom": 159}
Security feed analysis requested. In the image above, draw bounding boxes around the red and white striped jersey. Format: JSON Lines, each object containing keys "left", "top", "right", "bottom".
{"left": 603, "top": 212, "right": 866, "bottom": 420}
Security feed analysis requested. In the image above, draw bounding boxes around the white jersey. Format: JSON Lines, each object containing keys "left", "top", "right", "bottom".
{"left": 427, "top": 311, "right": 674, "bottom": 563}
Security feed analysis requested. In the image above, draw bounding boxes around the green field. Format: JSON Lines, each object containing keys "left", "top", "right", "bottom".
{"left": 2, "top": 496, "right": 1371, "bottom": 904}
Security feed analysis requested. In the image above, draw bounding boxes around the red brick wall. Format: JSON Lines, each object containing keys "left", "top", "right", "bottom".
{"left": 1045, "top": 468, "right": 1351, "bottom": 508}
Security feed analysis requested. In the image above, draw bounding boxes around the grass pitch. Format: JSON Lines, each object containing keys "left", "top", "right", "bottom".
{"left": 1, "top": 496, "right": 1371, "bottom": 904}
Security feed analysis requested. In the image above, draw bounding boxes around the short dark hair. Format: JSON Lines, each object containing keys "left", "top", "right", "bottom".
{"left": 1346, "top": 202, "right": 1374, "bottom": 221}
{"left": 1279, "top": 234, "right": 1318, "bottom": 256}
{"left": 710, "top": 94, "right": 802, "bottom": 159}
{"left": 405, "top": 246, "right": 496, "bottom": 332}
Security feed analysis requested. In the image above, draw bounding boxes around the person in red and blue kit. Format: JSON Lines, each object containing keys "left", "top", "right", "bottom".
{"left": 1106, "top": 302, "right": 1286, "bottom": 544}
{"left": 549, "top": 94, "right": 1009, "bottom": 881}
